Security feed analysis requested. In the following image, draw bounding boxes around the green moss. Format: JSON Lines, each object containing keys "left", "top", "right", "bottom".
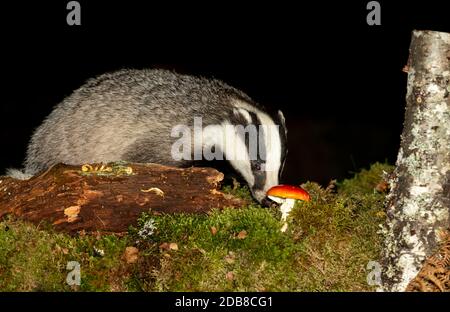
{"left": 338, "top": 162, "right": 393, "bottom": 195}
{"left": 0, "top": 162, "right": 393, "bottom": 291}
{"left": 221, "top": 182, "right": 254, "bottom": 202}
{"left": 0, "top": 220, "right": 130, "bottom": 291}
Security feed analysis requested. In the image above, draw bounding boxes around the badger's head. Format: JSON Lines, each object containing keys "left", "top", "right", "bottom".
{"left": 225, "top": 101, "right": 288, "bottom": 205}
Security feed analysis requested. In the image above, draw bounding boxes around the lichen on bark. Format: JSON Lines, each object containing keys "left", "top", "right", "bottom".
{"left": 381, "top": 30, "right": 450, "bottom": 292}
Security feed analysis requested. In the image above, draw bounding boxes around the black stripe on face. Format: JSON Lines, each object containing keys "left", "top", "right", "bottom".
{"left": 277, "top": 115, "right": 288, "bottom": 181}
{"left": 246, "top": 111, "right": 266, "bottom": 192}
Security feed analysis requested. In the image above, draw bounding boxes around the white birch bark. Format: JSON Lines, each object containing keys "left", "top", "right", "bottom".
{"left": 381, "top": 30, "right": 450, "bottom": 292}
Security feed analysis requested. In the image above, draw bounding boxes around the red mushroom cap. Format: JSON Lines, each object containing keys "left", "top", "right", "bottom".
{"left": 267, "top": 185, "right": 311, "bottom": 201}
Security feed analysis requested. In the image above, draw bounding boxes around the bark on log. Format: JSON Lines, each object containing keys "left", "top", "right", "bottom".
{"left": 381, "top": 30, "right": 450, "bottom": 291}
{"left": 0, "top": 163, "right": 246, "bottom": 234}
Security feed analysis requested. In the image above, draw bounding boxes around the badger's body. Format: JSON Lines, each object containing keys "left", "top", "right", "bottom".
{"left": 19, "top": 69, "right": 287, "bottom": 203}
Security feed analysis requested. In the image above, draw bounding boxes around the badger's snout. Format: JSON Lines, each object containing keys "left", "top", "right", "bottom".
{"left": 251, "top": 188, "right": 273, "bottom": 207}
{"left": 252, "top": 189, "right": 266, "bottom": 203}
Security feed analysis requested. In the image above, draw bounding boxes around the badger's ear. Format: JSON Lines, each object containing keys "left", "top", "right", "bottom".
{"left": 233, "top": 108, "right": 253, "bottom": 125}
{"left": 278, "top": 110, "right": 287, "bottom": 135}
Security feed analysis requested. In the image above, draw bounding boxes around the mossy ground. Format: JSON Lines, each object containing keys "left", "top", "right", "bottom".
{"left": 0, "top": 163, "right": 392, "bottom": 291}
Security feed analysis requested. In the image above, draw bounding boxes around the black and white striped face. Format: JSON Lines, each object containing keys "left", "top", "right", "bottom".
{"left": 226, "top": 100, "right": 288, "bottom": 204}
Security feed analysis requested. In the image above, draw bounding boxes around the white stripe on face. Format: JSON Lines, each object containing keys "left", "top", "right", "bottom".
{"left": 201, "top": 120, "right": 255, "bottom": 188}
{"left": 221, "top": 120, "right": 255, "bottom": 187}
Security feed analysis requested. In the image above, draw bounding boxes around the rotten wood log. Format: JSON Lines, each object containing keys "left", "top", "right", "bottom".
{"left": 0, "top": 163, "right": 246, "bottom": 234}
{"left": 381, "top": 30, "right": 450, "bottom": 291}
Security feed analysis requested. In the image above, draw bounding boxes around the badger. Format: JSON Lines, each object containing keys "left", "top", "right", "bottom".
{"left": 9, "top": 69, "right": 287, "bottom": 204}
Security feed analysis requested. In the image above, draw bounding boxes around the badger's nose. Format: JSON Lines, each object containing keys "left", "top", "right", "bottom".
{"left": 260, "top": 197, "right": 273, "bottom": 207}
{"left": 251, "top": 189, "right": 273, "bottom": 207}
{"left": 252, "top": 190, "right": 267, "bottom": 205}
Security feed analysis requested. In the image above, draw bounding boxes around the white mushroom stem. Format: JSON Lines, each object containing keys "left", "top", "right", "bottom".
{"left": 280, "top": 198, "right": 296, "bottom": 221}
{"left": 268, "top": 196, "right": 296, "bottom": 232}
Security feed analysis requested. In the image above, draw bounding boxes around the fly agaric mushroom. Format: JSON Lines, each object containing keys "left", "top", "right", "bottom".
{"left": 266, "top": 185, "right": 311, "bottom": 232}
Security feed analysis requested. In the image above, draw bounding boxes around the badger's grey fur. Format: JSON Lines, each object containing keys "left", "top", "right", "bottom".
{"left": 16, "top": 69, "right": 287, "bottom": 203}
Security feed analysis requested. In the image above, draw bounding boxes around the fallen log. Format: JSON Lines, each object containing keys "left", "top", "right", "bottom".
{"left": 0, "top": 163, "right": 246, "bottom": 234}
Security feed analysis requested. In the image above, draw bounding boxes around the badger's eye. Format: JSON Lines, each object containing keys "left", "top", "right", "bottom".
{"left": 251, "top": 162, "right": 262, "bottom": 171}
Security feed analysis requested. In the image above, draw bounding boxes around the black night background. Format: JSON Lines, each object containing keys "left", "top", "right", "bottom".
{"left": 0, "top": 1, "right": 449, "bottom": 186}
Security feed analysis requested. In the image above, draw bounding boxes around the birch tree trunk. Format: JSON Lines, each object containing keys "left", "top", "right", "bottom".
{"left": 381, "top": 30, "right": 450, "bottom": 292}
